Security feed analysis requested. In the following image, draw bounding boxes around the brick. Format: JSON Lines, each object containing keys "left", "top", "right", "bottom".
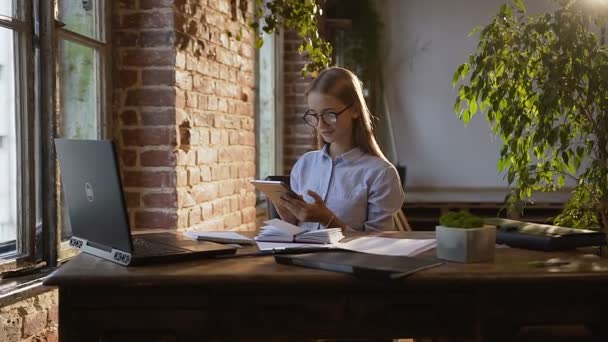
{"left": 218, "top": 180, "right": 235, "bottom": 196}
{"left": 176, "top": 169, "right": 188, "bottom": 187}
{"left": 123, "top": 170, "right": 175, "bottom": 188}
{"left": 178, "top": 189, "right": 196, "bottom": 208}
{"left": 116, "top": 0, "right": 137, "bottom": 10}
{"left": 201, "top": 202, "right": 213, "bottom": 220}
{"left": 242, "top": 207, "right": 256, "bottom": 223}
{"left": 120, "top": 110, "right": 138, "bottom": 126}
{"left": 0, "top": 312, "right": 22, "bottom": 342}
{"left": 141, "top": 108, "right": 176, "bottom": 126}
{"left": 224, "top": 211, "right": 242, "bottom": 229}
{"left": 195, "top": 183, "right": 218, "bottom": 203}
{"left": 142, "top": 191, "right": 177, "bottom": 208}
{"left": 142, "top": 70, "right": 175, "bottom": 86}
{"left": 212, "top": 198, "right": 230, "bottom": 215}
{"left": 230, "top": 196, "right": 239, "bottom": 211}
{"left": 125, "top": 191, "right": 141, "bottom": 208}
{"left": 125, "top": 88, "right": 176, "bottom": 107}
{"left": 114, "top": 31, "right": 139, "bottom": 47}
{"left": 189, "top": 206, "right": 201, "bottom": 225}
{"left": 122, "top": 127, "right": 176, "bottom": 146}
{"left": 188, "top": 167, "right": 201, "bottom": 185}
{"left": 134, "top": 210, "right": 177, "bottom": 229}
{"left": 175, "top": 70, "right": 193, "bottom": 91}
{"left": 140, "top": 149, "right": 176, "bottom": 166}
{"left": 121, "top": 13, "right": 174, "bottom": 29}
{"left": 141, "top": 30, "right": 176, "bottom": 47}
{"left": 23, "top": 310, "right": 47, "bottom": 338}
{"left": 123, "top": 50, "right": 175, "bottom": 67}
{"left": 201, "top": 166, "right": 211, "bottom": 181}
{"left": 177, "top": 209, "right": 188, "bottom": 228}
{"left": 197, "top": 218, "right": 225, "bottom": 231}
{"left": 48, "top": 304, "right": 58, "bottom": 325}
{"left": 196, "top": 147, "right": 217, "bottom": 164}
{"left": 117, "top": 70, "right": 138, "bottom": 88}
{"left": 140, "top": 0, "right": 174, "bottom": 9}
{"left": 120, "top": 149, "right": 137, "bottom": 166}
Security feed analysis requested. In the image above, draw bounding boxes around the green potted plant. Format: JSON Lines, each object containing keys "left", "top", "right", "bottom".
{"left": 436, "top": 211, "right": 496, "bottom": 263}
{"left": 453, "top": 0, "right": 608, "bottom": 232}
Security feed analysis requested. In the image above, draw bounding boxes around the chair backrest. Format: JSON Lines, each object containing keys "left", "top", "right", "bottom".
{"left": 264, "top": 175, "right": 290, "bottom": 220}
{"left": 393, "top": 209, "right": 412, "bottom": 232}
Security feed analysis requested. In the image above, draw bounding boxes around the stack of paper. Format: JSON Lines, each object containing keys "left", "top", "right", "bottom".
{"left": 335, "top": 237, "right": 436, "bottom": 257}
{"left": 255, "top": 219, "right": 344, "bottom": 244}
{"left": 183, "top": 231, "right": 255, "bottom": 245}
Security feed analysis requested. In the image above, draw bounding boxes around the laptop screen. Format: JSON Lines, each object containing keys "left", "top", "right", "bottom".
{"left": 55, "top": 139, "right": 133, "bottom": 252}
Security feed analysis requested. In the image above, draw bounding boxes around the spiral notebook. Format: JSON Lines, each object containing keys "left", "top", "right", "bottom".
{"left": 183, "top": 231, "right": 255, "bottom": 245}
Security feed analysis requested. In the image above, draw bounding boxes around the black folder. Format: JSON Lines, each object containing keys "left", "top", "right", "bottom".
{"left": 275, "top": 251, "right": 442, "bottom": 280}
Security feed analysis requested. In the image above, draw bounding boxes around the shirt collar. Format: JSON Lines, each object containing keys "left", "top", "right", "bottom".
{"left": 321, "top": 144, "right": 364, "bottom": 163}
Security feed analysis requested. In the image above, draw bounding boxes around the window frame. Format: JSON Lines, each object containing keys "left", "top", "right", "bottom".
{"left": 0, "top": 1, "right": 38, "bottom": 273}
{"left": 53, "top": 0, "right": 111, "bottom": 262}
{"left": 0, "top": 0, "right": 112, "bottom": 275}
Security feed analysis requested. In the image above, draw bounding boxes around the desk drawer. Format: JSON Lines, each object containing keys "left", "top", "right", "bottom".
{"left": 211, "top": 293, "right": 473, "bottom": 339}
{"left": 66, "top": 309, "right": 210, "bottom": 342}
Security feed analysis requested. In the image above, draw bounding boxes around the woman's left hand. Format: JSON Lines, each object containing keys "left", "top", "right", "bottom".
{"left": 278, "top": 190, "right": 334, "bottom": 224}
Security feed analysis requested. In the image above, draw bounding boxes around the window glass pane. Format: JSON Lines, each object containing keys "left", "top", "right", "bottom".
{"left": 58, "top": 39, "right": 99, "bottom": 240}
{"left": 58, "top": 39, "right": 98, "bottom": 139}
{"left": 57, "top": 0, "right": 102, "bottom": 41}
{"left": 0, "top": 0, "right": 13, "bottom": 18}
{"left": 257, "top": 32, "right": 277, "bottom": 181}
{"left": 0, "top": 27, "right": 17, "bottom": 254}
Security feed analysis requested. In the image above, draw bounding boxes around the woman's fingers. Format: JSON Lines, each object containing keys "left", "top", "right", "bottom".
{"left": 307, "top": 190, "right": 324, "bottom": 204}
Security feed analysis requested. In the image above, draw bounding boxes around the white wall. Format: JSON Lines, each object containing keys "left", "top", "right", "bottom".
{"left": 378, "top": 0, "right": 565, "bottom": 202}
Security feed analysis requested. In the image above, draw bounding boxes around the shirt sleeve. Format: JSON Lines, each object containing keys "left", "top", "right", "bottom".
{"left": 362, "top": 165, "right": 405, "bottom": 232}
{"left": 289, "top": 157, "right": 303, "bottom": 195}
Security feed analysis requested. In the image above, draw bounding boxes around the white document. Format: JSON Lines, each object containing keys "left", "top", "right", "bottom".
{"left": 258, "top": 236, "right": 436, "bottom": 257}
{"left": 334, "top": 237, "right": 437, "bottom": 257}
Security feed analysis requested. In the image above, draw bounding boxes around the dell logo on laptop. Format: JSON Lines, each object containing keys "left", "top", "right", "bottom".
{"left": 84, "top": 182, "right": 94, "bottom": 202}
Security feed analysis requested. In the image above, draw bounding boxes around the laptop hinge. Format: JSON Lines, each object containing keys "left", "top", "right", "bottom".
{"left": 70, "top": 237, "right": 132, "bottom": 266}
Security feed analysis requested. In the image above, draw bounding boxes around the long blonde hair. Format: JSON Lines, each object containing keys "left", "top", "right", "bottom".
{"left": 306, "top": 67, "right": 388, "bottom": 161}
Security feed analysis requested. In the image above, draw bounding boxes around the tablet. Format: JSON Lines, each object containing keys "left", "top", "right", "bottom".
{"left": 250, "top": 180, "right": 299, "bottom": 204}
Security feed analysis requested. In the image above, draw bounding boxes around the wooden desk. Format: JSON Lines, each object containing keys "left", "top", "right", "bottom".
{"left": 44, "top": 235, "right": 608, "bottom": 342}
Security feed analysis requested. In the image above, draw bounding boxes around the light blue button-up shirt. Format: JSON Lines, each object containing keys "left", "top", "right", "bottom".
{"left": 290, "top": 145, "right": 405, "bottom": 231}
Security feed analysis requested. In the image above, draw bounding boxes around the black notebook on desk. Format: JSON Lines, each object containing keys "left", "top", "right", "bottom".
{"left": 275, "top": 252, "right": 442, "bottom": 280}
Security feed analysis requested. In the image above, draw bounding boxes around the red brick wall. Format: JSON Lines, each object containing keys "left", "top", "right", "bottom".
{"left": 0, "top": 290, "right": 58, "bottom": 341}
{"left": 282, "top": 31, "right": 316, "bottom": 173}
{"left": 172, "top": 0, "right": 256, "bottom": 231}
{"left": 112, "top": 0, "right": 256, "bottom": 231}
{"left": 113, "top": 0, "right": 179, "bottom": 230}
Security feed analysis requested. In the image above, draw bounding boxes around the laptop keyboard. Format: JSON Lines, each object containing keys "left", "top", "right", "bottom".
{"left": 131, "top": 238, "right": 187, "bottom": 257}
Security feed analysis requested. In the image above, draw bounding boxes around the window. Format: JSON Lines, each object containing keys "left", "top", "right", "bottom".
{"left": 55, "top": 1, "right": 108, "bottom": 251}
{"left": 0, "top": 0, "right": 109, "bottom": 274}
{"left": 256, "top": 28, "right": 283, "bottom": 184}
{"left": 0, "top": 2, "right": 36, "bottom": 269}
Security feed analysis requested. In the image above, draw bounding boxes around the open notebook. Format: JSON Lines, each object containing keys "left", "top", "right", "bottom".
{"left": 255, "top": 219, "right": 345, "bottom": 244}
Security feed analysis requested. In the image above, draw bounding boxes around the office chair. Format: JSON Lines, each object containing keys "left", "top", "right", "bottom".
{"left": 393, "top": 209, "right": 412, "bottom": 232}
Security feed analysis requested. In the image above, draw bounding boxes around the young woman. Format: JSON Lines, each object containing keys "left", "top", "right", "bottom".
{"left": 274, "top": 67, "right": 405, "bottom": 232}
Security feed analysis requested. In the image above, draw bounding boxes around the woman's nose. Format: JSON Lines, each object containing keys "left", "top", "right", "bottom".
{"left": 317, "top": 117, "right": 329, "bottom": 128}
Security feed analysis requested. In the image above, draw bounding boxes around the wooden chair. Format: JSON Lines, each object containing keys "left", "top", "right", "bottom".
{"left": 393, "top": 209, "right": 412, "bottom": 232}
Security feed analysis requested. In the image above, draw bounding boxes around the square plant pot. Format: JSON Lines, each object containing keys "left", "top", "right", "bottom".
{"left": 436, "top": 225, "right": 496, "bottom": 263}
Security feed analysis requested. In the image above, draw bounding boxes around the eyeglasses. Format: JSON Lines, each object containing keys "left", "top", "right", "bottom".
{"left": 302, "top": 103, "right": 353, "bottom": 127}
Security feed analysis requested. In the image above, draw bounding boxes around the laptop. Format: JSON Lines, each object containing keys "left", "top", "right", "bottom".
{"left": 54, "top": 139, "right": 237, "bottom": 266}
